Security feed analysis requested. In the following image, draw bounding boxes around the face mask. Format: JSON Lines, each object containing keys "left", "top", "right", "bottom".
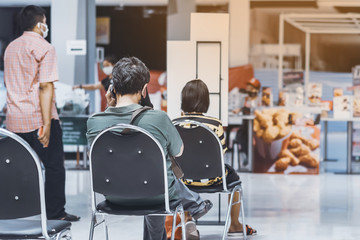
{"left": 102, "top": 66, "right": 113, "bottom": 75}
{"left": 139, "top": 88, "right": 153, "bottom": 108}
{"left": 37, "top": 23, "right": 49, "bottom": 38}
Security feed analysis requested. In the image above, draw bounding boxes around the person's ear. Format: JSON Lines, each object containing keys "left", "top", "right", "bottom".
{"left": 141, "top": 84, "right": 148, "bottom": 97}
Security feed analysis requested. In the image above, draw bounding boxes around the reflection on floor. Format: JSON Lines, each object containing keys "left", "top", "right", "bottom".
{"left": 64, "top": 167, "right": 360, "bottom": 240}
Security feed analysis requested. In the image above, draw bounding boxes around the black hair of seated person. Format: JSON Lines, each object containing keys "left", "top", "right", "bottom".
{"left": 181, "top": 79, "right": 210, "bottom": 113}
{"left": 19, "top": 5, "right": 47, "bottom": 32}
{"left": 112, "top": 57, "right": 150, "bottom": 96}
{"left": 104, "top": 54, "right": 118, "bottom": 65}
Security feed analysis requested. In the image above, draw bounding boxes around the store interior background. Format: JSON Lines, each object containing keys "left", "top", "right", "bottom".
{"left": 1, "top": 0, "right": 360, "bottom": 173}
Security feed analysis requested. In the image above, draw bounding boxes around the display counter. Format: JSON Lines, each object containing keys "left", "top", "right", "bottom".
{"left": 321, "top": 117, "right": 360, "bottom": 174}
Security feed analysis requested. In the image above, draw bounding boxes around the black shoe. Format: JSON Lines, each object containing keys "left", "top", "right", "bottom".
{"left": 52, "top": 212, "right": 80, "bottom": 222}
{"left": 192, "top": 200, "right": 213, "bottom": 220}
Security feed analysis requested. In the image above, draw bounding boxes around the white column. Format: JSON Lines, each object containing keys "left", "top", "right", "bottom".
{"left": 305, "top": 32, "right": 311, "bottom": 101}
{"left": 229, "top": 0, "right": 250, "bottom": 67}
{"left": 51, "top": 0, "right": 79, "bottom": 86}
{"left": 167, "top": 0, "right": 196, "bottom": 41}
{"left": 278, "top": 14, "right": 284, "bottom": 90}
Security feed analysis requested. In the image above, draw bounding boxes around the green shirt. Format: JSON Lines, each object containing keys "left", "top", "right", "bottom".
{"left": 86, "top": 104, "right": 183, "bottom": 204}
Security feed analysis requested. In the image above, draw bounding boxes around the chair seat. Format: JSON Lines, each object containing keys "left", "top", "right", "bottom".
{"left": 0, "top": 219, "right": 71, "bottom": 238}
{"left": 97, "top": 200, "right": 170, "bottom": 216}
{"left": 186, "top": 180, "right": 242, "bottom": 193}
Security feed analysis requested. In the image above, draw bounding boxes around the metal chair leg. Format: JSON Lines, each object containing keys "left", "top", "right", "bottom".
{"left": 179, "top": 206, "right": 186, "bottom": 240}
{"left": 55, "top": 229, "right": 72, "bottom": 240}
{"left": 232, "top": 141, "right": 239, "bottom": 168}
{"left": 222, "top": 188, "right": 236, "bottom": 240}
{"left": 170, "top": 210, "right": 178, "bottom": 240}
{"left": 239, "top": 186, "right": 247, "bottom": 240}
{"left": 89, "top": 212, "right": 96, "bottom": 240}
{"left": 102, "top": 215, "right": 109, "bottom": 240}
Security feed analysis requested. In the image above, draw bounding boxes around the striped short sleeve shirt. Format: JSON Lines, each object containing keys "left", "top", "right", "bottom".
{"left": 4, "top": 31, "right": 59, "bottom": 133}
{"left": 173, "top": 113, "right": 227, "bottom": 152}
{"left": 174, "top": 113, "right": 228, "bottom": 186}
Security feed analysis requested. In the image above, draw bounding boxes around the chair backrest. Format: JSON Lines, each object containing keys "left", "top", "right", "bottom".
{"left": 0, "top": 128, "right": 49, "bottom": 237}
{"left": 173, "top": 119, "right": 227, "bottom": 190}
{"left": 89, "top": 124, "right": 170, "bottom": 211}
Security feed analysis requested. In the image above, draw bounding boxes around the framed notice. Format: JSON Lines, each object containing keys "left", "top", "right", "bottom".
{"left": 96, "top": 17, "right": 110, "bottom": 45}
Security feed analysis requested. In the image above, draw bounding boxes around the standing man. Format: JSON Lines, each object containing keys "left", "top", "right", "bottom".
{"left": 4, "top": 5, "right": 79, "bottom": 222}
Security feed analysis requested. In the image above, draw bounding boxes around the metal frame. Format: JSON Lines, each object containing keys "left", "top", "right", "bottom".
{"left": 278, "top": 13, "right": 360, "bottom": 99}
{"left": 173, "top": 119, "right": 247, "bottom": 240}
{"left": 196, "top": 41, "right": 223, "bottom": 120}
{"left": 88, "top": 124, "right": 186, "bottom": 240}
{"left": 0, "top": 128, "right": 72, "bottom": 240}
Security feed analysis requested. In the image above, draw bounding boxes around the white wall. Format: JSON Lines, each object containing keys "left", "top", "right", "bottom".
{"left": 229, "top": 0, "right": 250, "bottom": 67}
{"left": 167, "top": 13, "right": 229, "bottom": 125}
{"left": 167, "top": 0, "right": 196, "bottom": 41}
{"left": 51, "top": 0, "right": 86, "bottom": 86}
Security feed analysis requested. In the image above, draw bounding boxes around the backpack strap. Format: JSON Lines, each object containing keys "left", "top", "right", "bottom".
{"left": 129, "top": 106, "right": 152, "bottom": 125}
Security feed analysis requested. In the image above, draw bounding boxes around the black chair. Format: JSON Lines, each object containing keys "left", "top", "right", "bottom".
{"left": 173, "top": 119, "right": 247, "bottom": 240}
{"left": 88, "top": 124, "right": 186, "bottom": 240}
{"left": 0, "top": 128, "right": 72, "bottom": 240}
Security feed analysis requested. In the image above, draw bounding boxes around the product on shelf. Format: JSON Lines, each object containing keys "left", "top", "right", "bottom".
{"left": 333, "top": 88, "right": 343, "bottom": 97}
{"left": 307, "top": 83, "right": 322, "bottom": 106}
{"left": 333, "top": 95, "right": 351, "bottom": 119}
{"left": 261, "top": 87, "right": 273, "bottom": 107}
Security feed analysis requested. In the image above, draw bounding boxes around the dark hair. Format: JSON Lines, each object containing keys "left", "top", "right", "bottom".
{"left": 19, "top": 5, "right": 46, "bottom": 32}
{"left": 112, "top": 57, "right": 150, "bottom": 95}
{"left": 181, "top": 79, "right": 210, "bottom": 113}
{"left": 104, "top": 54, "right": 118, "bottom": 65}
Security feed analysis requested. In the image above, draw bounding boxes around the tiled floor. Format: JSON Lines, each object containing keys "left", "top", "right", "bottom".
{"left": 63, "top": 167, "right": 360, "bottom": 240}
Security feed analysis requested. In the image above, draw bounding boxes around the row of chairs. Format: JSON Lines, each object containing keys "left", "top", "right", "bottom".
{"left": 0, "top": 119, "right": 246, "bottom": 240}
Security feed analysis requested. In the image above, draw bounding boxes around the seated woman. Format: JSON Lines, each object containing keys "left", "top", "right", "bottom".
{"left": 172, "top": 79, "right": 257, "bottom": 238}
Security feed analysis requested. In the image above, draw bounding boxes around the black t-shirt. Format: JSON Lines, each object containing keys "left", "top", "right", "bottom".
{"left": 101, "top": 76, "right": 111, "bottom": 92}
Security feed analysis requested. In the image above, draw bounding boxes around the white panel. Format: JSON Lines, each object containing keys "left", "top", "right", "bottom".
{"left": 167, "top": 41, "right": 196, "bottom": 120}
{"left": 208, "top": 94, "right": 220, "bottom": 120}
{"left": 229, "top": 0, "right": 250, "bottom": 67}
{"left": 197, "top": 43, "right": 221, "bottom": 93}
{"left": 51, "top": 0, "right": 78, "bottom": 86}
{"left": 191, "top": 13, "right": 229, "bottom": 126}
{"left": 167, "top": 13, "right": 229, "bottom": 125}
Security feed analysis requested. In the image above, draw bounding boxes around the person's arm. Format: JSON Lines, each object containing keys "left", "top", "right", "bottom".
{"left": 175, "top": 144, "right": 184, "bottom": 157}
{"left": 73, "top": 82, "right": 103, "bottom": 90}
{"left": 165, "top": 115, "right": 183, "bottom": 158}
{"left": 38, "top": 82, "right": 54, "bottom": 147}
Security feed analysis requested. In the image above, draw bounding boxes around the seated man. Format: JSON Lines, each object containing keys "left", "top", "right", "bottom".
{"left": 86, "top": 57, "right": 212, "bottom": 240}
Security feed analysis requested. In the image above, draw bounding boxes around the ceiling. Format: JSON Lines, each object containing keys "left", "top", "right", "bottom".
{"left": 1, "top": 0, "right": 360, "bottom": 7}
{"left": 0, "top": 0, "right": 228, "bottom": 7}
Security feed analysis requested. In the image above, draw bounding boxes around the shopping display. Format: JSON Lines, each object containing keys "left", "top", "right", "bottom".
{"left": 253, "top": 108, "right": 320, "bottom": 174}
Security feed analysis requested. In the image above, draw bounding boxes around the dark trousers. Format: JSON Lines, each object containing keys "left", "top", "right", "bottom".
{"left": 235, "top": 119, "right": 249, "bottom": 155}
{"left": 16, "top": 119, "right": 66, "bottom": 219}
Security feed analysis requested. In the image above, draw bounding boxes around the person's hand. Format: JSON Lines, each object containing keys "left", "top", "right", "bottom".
{"left": 106, "top": 87, "right": 116, "bottom": 107}
{"left": 232, "top": 108, "right": 241, "bottom": 114}
{"left": 38, "top": 123, "right": 51, "bottom": 148}
{"left": 2, "top": 105, "right": 7, "bottom": 114}
{"left": 72, "top": 85, "right": 79, "bottom": 90}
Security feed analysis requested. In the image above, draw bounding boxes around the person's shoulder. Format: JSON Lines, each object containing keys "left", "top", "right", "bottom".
{"left": 144, "top": 109, "right": 169, "bottom": 119}
{"left": 40, "top": 40, "right": 55, "bottom": 52}
{"left": 202, "top": 115, "right": 222, "bottom": 123}
{"left": 182, "top": 114, "right": 223, "bottom": 126}
{"left": 87, "top": 111, "right": 107, "bottom": 124}
{"left": 5, "top": 36, "right": 22, "bottom": 51}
